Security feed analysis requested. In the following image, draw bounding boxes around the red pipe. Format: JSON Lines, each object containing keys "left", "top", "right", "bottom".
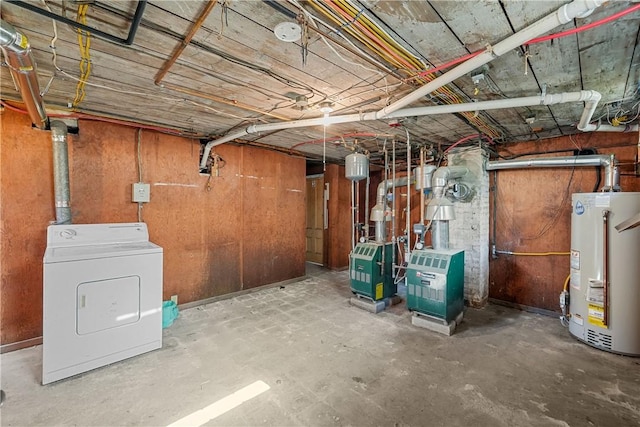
{"left": 444, "top": 133, "right": 494, "bottom": 153}
{"left": 414, "top": 52, "right": 482, "bottom": 79}
{"left": 415, "top": 3, "right": 640, "bottom": 79}
{"left": 525, "top": 3, "right": 640, "bottom": 45}
{"left": 1, "top": 100, "right": 199, "bottom": 137}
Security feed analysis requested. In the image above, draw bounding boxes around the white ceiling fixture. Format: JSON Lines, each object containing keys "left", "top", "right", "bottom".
{"left": 273, "top": 21, "right": 301, "bottom": 42}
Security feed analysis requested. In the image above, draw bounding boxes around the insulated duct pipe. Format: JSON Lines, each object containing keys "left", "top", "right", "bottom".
{"left": 371, "top": 176, "right": 410, "bottom": 242}
{"left": 486, "top": 154, "right": 619, "bottom": 191}
{"left": 427, "top": 166, "right": 469, "bottom": 250}
{"left": 431, "top": 166, "right": 469, "bottom": 199}
{"left": 200, "top": 90, "right": 602, "bottom": 169}
{"left": 0, "top": 19, "right": 48, "bottom": 129}
{"left": 51, "top": 121, "right": 71, "bottom": 224}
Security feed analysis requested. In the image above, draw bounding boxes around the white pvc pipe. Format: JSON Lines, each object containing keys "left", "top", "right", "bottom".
{"left": 376, "top": 0, "right": 605, "bottom": 117}
{"left": 386, "top": 91, "right": 601, "bottom": 124}
{"left": 581, "top": 123, "right": 639, "bottom": 132}
{"left": 200, "top": 91, "right": 601, "bottom": 168}
{"left": 200, "top": 0, "right": 605, "bottom": 168}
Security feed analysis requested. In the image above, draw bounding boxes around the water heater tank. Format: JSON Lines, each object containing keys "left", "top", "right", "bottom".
{"left": 345, "top": 153, "right": 369, "bottom": 181}
{"left": 568, "top": 192, "right": 640, "bottom": 356}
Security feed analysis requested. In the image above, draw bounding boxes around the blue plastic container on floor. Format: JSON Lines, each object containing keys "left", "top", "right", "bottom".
{"left": 162, "top": 301, "right": 179, "bottom": 328}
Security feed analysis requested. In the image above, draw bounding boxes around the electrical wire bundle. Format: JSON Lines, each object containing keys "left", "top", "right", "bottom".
{"left": 308, "top": 0, "right": 502, "bottom": 138}
{"left": 72, "top": 3, "right": 92, "bottom": 108}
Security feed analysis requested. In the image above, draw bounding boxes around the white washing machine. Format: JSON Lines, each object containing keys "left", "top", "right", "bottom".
{"left": 43, "top": 223, "right": 163, "bottom": 384}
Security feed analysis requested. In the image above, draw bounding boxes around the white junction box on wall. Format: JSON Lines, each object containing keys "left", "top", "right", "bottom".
{"left": 132, "top": 182, "right": 150, "bottom": 203}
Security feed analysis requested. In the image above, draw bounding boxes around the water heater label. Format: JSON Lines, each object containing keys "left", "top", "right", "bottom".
{"left": 587, "top": 285, "right": 604, "bottom": 305}
{"left": 574, "top": 200, "right": 585, "bottom": 215}
{"left": 588, "top": 304, "right": 606, "bottom": 328}
{"left": 572, "top": 315, "right": 583, "bottom": 326}
{"left": 595, "top": 194, "right": 610, "bottom": 208}
{"left": 570, "top": 269, "right": 581, "bottom": 290}
{"left": 570, "top": 250, "right": 580, "bottom": 270}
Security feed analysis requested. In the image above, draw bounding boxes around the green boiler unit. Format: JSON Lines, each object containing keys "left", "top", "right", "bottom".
{"left": 350, "top": 242, "right": 395, "bottom": 301}
{"left": 406, "top": 248, "right": 464, "bottom": 323}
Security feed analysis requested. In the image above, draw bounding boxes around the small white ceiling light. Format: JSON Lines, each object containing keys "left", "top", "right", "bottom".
{"left": 319, "top": 101, "right": 334, "bottom": 114}
{"left": 294, "top": 95, "right": 308, "bottom": 110}
{"left": 274, "top": 21, "right": 302, "bottom": 42}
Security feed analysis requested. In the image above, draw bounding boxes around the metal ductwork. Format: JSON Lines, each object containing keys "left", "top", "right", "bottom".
{"left": 371, "top": 177, "right": 410, "bottom": 242}
{"left": 426, "top": 166, "right": 469, "bottom": 250}
{"left": 0, "top": 19, "right": 48, "bottom": 129}
{"left": 486, "top": 154, "right": 620, "bottom": 192}
{"left": 51, "top": 121, "right": 71, "bottom": 224}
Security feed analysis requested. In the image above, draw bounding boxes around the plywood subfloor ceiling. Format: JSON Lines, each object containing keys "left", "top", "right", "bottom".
{"left": 1, "top": 0, "right": 639, "bottom": 163}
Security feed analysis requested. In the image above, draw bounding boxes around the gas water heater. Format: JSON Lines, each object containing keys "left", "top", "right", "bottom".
{"left": 568, "top": 192, "right": 640, "bottom": 355}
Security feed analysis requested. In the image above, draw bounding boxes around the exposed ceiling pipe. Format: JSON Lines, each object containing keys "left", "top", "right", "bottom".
{"left": 486, "top": 154, "right": 619, "bottom": 192}
{"left": 581, "top": 123, "right": 639, "bottom": 132}
{"left": 375, "top": 0, "right": 605, "bottom": 118}
{"left": 50, "top": 121, "right": 71, "bottom": 224}
{"left": 0, "top": 19, "right": 48, "bottom": 129}
{"left": 200, "top": 90, "right": 602, "bottom": 169}
{"left": 200, "top": 0, "right": 604, "bottom": 167}
{"left": 263, "top": 0, "right": 298, "bottom": 19}
{"left": 6, "top": 0, "right": 147, "bottom": 46}
{"left": 385, "top": 91, "right": 602, "bottom": 126}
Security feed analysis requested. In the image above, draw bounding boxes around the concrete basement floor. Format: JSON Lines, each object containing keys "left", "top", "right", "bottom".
{"left": 1, "top": 264, "right": 640, "bottom": 426}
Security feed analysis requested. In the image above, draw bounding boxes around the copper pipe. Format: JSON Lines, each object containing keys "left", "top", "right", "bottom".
{"left": 602, "top": 209, "right": 610, "bottom": 327}
{"left": 161, "top": 81, "right": 290, "bottom": 121}
{"left": 154, "top": 0, "right": 218, "bottom": 85}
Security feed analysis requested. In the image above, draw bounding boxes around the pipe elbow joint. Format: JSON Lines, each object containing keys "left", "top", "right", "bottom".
{"left": 50, "top": 120, "right": 68, "bottom": 140}
{"left": 581, "top": 90, "right": 601, "bottom": 103}
{"left": 559, "top": 0, "right": 604, "bottom": 24}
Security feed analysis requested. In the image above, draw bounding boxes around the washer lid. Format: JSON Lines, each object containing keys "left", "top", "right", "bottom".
{"left": 44, "top": 241, "right": 162, "bottom": 263}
